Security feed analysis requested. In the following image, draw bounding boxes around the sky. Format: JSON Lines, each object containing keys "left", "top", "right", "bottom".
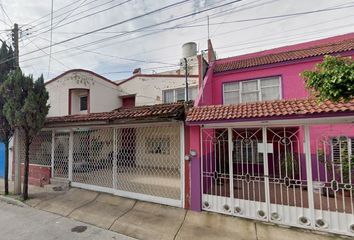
{"left": 0, "top": 0, "right": 353, "bottom": 81}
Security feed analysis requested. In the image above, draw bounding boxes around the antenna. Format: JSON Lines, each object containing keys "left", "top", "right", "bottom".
{"left": 207, "top": 15, "right": 210, "bottom": 40}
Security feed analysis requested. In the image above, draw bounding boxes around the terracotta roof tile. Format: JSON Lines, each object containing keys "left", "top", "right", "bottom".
{"left": 46, "top": 102, "right": 185, "bottom": 124}
{"left": 214, "top": 38, "right": 354, "bottom": 73}
{"left": 186, "top": 99, "right": 354, "bottom": 122}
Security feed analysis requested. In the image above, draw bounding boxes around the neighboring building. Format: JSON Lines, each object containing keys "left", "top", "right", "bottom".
{"left": 185, "top": 33, "right": 354, "bottom": 236}
{"left": 11, "top": 42, "right": 206, "bottom": 208}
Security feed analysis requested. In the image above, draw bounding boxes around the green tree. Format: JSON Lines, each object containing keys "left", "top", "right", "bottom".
{"left": 301, "top": 55, "right": 354, "bottom": 102}
{"left": 1, "top": 69, "right": 49, "bottom": 200}
{"left": 0, "top": 41, "right": 15, "bottom": 195}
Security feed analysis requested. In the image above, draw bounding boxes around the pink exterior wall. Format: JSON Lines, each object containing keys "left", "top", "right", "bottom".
{"left": 197, "top": 51, "right": 354, "bottom": 106}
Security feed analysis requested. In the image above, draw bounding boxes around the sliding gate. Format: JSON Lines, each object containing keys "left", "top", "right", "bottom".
{"left": 201, "top": 125, "right": 354, "bottom": 236}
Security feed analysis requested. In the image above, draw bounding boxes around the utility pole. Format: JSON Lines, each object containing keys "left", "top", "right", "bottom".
{"left": 11, "top": 23, "right": 19, "bottom": 68}
{"left": 12, "top": 23, "right": 21, "bottom": 194}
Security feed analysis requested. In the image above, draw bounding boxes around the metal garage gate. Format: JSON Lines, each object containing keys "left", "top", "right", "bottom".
{"left": 24, "top": 123, "right": 184, "bottom": 207}
{"left": 201, "top": 124, "right": 354, "bottom": 236}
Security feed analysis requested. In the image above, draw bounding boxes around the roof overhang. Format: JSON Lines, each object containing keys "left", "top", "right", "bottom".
{"left": 188, "top": 114, "right": 354, "bottom": 128}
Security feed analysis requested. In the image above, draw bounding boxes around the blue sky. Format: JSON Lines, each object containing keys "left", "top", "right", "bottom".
{"left": 0, "top": 0, "right": 353, "bottom": 81}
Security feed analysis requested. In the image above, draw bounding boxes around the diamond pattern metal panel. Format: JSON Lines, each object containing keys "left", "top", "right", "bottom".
{"left": 115, "top": 125, "right": 181, "bottom": 200}
{"left": 53, "top": 132, "right": 70, "bottom": 178}
{"left": 72, "top": 128, "right": 114, "bottom": 188}
{"left": 19, "top": 130, "right": 52, "bottom": 166}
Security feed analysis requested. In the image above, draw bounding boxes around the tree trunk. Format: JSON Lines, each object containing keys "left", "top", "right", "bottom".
{"left": 4, "top": 140, "right": 9, "bottom": 195}
{"left": 22, "top": 133, "right": 30, "bottom": 200}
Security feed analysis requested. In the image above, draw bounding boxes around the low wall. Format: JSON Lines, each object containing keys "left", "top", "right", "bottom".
{"left": 20, "top": 164, "right": 51, "bottom": 187}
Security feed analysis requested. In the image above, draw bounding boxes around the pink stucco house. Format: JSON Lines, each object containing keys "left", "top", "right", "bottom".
{"left": 185, "top": 33, "right": 354, "bottom": 236}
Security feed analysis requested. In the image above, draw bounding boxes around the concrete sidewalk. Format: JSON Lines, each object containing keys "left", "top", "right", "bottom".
{"left": 0, "top": 179, "right": 344, "bottom": 240}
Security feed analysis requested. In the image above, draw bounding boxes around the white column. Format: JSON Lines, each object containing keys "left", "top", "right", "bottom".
{"left": 14, "top": 128, "right": 21, "bottom": 194}
{"left": 262, "top": 127, "right": 271, "bottom": 219}
{"left": 228, "top": 128, "right": 234, "bottom": 208}
{"left": 68, "top": 130, "right": 73, "bottom": 181}
{"left": 304, "top": 125, "right": 315, "bottom": 227}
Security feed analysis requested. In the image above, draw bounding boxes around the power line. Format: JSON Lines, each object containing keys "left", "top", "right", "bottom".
{"left": 22, "top": 0, "right": 101, "bottom": 28}
{"left": 28, "top": 0, "right": 135, "bottom": 38}
{"left": 15, "top": 0, "right": 240, "bottom": 64}
{"left": 6, "top": 0, "right": 354, "bottom": 71}
{"left": 28, "top": 1, "right": 351, "bottom": 63}
{"left": 47, "top": 0, "right": 54, "bottom": 78}
{"left": 51, "top": 0, "right": 89, "bottom": 29}
{"left": 31, "top": 35, "right": 179, "bottom": 67}
{"left": 19, "top": 0, "right": 195, "bottom": 58}
{"left": 18, "top": 2, "right": 354, "bottom": 71}
{"left": 0, "top": 2, "right": 12, "bottom": 26}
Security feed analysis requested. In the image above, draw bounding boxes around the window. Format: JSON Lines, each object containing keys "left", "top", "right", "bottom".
{"left": 122, "top": 96, "right": 135, "bottom": 108}
{"left": 145, "top": 137, "right": 170, "bottom": 155}
{"left": 331, "top": 137, "right": 353, "bottom": 164}
{"left": 223, "top": 77, "right": 281, "bottom": 104}
{"left": 233, "top": 139, "right": 262, "bottom": 163}
{"left": 163, "top": 86, "right": 198, "bottom": 103}
{"left": 79, "top": 95, "right": 88, "bottom": 111}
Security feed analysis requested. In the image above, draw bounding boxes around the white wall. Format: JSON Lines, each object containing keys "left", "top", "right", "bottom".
{"left": 117, "top": 75, "right": 199, "bottom": 106}
{"left": 46, "top": 71, "right": 120, "bottom": 117}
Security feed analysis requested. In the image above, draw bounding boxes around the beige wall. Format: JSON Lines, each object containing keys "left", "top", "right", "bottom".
{"left": 117, "top": 75, "right": 199, "bottom": 106}
{"left": 46, "top": 71, "right": 120, "bottom": 117}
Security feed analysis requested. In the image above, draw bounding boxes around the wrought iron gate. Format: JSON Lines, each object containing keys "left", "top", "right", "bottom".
{"left": 201, "top": 125, "right": 354, "bottom": 236}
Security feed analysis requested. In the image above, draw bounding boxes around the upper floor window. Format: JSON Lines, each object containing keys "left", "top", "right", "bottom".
{"left": 80, "top": 96, "right": 88, "bottom": 111}
{"left": 163, "top": 86, "right": 198, "bottom": 103}
{"left": 223, "top": 77, "right": 281, "bottom": 105}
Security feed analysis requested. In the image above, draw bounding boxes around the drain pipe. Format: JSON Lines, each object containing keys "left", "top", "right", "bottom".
{"left": 184, "top": 57, "right": 189, "bottom": 102}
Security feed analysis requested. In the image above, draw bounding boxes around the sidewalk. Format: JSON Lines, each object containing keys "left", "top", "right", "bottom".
{"left": 0, "top": 179, "right": 344, "bottom": 240}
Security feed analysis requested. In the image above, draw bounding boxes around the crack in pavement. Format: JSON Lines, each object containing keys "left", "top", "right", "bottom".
{"left": 108, "top": 200, "right": 138, "bottom": 230}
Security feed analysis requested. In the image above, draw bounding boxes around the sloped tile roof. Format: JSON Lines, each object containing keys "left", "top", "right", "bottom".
{"left": 214, "top": 38, "right": 354, "bottom": 73}
{"left": 186, "top": 99, "right": 354, "bottom": 122}
{"left": 46, "top": 102, "right": 185, "bottom": 124}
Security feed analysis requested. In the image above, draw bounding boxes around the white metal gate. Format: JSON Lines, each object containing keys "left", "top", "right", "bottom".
{"left": 48, "top": 123, "right": 184, "bottom": 207}
{"left": 201, "top": 124, "right": 354, "bottom": 236}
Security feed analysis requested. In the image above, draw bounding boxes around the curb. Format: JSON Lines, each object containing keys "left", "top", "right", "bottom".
{"left": 0, "top": 195, "right": 29, "bottom": 208}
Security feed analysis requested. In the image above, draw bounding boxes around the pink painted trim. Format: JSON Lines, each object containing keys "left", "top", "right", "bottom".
{"left": 194, "top": 62, "right": 215, "bottom": 107}
{"left": 214, "top": 50, "right": 354, "bottom": 76}
{"left": 186, "top": 112, "right": 354, "bottom": 126}
{"left": 68, "top": 88, "right": 90, "bottom": 115}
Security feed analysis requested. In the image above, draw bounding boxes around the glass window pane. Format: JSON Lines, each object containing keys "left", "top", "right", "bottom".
{"left": 261, "top": 87, "right": 280, "bottom": 101}
{"left": 80, "top": 96, "right": 88, "bottom": 111}
{"left": 242, "top": 80, "right": 258, "bottom": 92}
{"left": 242, "top": 92, "right": 258, "bottom": 103}
{"left": 176, "top": 88, "right": 185, "bottom": 101}
{"left": 261, "top": 77, "right": 280, "bottom": 87}
{"left": 163, "top": 90, "right": 174, "bottom": 103}
{"left": 224, "top": 82, "right": 239, "bottom": 92}
{"left": 224, "top": 91, "right": 240, "bottom": 104}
